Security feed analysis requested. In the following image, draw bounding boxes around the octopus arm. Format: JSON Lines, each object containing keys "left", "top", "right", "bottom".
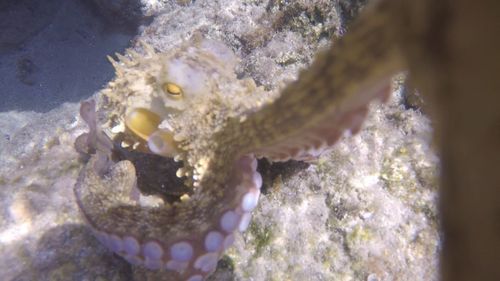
{"left": 75, "top": 149, "right": 262, "bottom": 279}
{"left": 227, "top": 0, "right": 406, "bottom": 162}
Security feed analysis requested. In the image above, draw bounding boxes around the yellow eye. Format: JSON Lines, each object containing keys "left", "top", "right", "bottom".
{"left": 162, "top": 82, "right": 183, "bottom": 99}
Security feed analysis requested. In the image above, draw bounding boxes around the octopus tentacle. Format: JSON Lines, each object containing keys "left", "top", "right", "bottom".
{"left": 217, "top": 1, "right": 403, "bottom": 162}
{"left": 75, "top": 102, "right": 261, "bottom": 280}
{"left": 75, "top": 152, "right": 261, "bottom": 279}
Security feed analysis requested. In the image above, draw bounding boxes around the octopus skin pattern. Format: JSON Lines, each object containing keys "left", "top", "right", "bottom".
{"left": 73, "top": 0, "right": 493, "bottom": 280}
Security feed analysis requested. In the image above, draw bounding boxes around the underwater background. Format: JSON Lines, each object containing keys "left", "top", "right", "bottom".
{"left": 0, "top": 1, "right": 439, "bottom": 280}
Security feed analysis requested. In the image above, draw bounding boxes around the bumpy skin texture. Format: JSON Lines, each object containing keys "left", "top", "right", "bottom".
{"left": 75, "top": 0, "right": 500, "bottom": 280}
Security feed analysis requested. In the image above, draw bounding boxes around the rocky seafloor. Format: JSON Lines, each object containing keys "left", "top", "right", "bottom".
{"left": 0, "top": 0, "right": 440, "bottom": 280}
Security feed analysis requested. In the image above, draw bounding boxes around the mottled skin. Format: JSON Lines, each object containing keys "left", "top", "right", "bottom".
{"left": 76, "top": 0, "right": 500, "bottom": 280}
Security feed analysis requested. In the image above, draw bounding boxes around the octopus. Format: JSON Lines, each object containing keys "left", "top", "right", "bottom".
{"left": 74, "top": 0, "right": 500, "bottom": 281}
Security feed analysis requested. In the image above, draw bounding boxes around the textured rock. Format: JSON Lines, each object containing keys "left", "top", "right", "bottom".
{"left": 0, "top": 1, "right": 440, "bottom": 280}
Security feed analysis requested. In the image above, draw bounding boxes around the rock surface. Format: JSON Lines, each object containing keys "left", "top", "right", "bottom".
{"left": 0, "top": 1, "right": 440, "bottom": 280}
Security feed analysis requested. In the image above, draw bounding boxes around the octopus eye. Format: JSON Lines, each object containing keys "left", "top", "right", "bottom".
{"left": 162, "top": 82, "right": 183, "bottom": 99}
{"left": 125, "top": 108, "right": 161, "bottom": 141}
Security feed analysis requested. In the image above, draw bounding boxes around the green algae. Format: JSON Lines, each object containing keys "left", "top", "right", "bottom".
{"left": 249, "top": 221, "right": 274, "bottom": 257}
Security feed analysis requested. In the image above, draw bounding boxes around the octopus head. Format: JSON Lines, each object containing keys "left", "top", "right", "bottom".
{"left": 99, "top": 38, "right": 240, "bottom": 156}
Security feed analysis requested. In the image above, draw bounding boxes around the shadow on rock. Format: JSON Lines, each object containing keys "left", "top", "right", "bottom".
{"left": 12, "top": 224, "right": 133, "bottom": 281}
